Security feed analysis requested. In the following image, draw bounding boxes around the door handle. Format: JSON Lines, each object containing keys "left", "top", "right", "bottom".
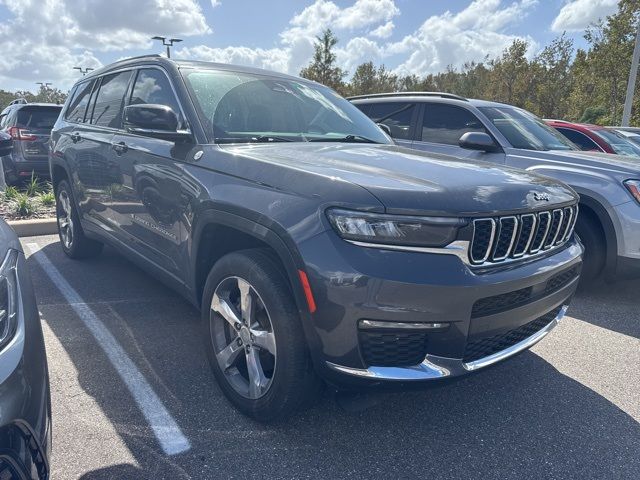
{"left": 111, "top": 141, "right": 128, "bottom": 155}
{"left": 70, "top": 132, "right": 81, "bottom": 143}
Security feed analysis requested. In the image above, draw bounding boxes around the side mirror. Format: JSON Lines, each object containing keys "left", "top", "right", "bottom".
{"left": 459, "top": 132, "right": 500, "bottom": 153}
{"left": 123, "top": 104, "right": 191, "bottom": 141}
{"left": 377, "top": 123, "right": 392, "bottom": 137}
{"left": 0, "top": 133, "right": 12, "bottom": 157}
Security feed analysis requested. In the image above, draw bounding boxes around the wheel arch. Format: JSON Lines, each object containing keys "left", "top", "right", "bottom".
{"left": 576, "top": 194, "right": 618, "bottom": 272}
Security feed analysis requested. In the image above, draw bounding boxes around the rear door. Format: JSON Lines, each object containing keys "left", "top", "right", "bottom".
{"left": 73, "top": 70, "right": 133, "bottom": 228}
{"left": 14, "top": 105, "right": 62, "bottom": 161}
{"left": 359, "top": 101, "right": 418, "bottom": 148}
{"left": 412, "top": 102, "right": 506, "bottom": 163}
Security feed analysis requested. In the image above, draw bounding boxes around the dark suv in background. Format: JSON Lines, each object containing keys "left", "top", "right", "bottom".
{"left": 0, "top": 101, "right": 62, "bottom": 184}
{"left": 50, "top": 56, "right": 582, "bottom": 421}
{"left": 351, "top": 93, "right": 640, "bottom": 282}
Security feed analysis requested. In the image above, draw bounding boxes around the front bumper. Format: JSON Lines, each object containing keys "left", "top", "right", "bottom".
{"left": 0, "top": 252, "right": 51, "bottom": 479}
{"left": 298, "top": 230, "right": 583, "bottom": 386}
{"left": 327, "top": 305, "right": 567, "bottom": 380}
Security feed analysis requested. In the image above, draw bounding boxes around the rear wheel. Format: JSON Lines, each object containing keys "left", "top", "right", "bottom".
{"left": 202, "top": 249, "right": 321, "bottom": 421}
{"left": 575, "top": 212, "right": 605, "bottom": 283}
{"left": 56, "top": 179, "right": 103, "bottom": 259}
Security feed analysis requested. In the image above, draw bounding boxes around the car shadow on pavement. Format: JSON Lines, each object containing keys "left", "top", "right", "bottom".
{"left": 573, "top": 278, "right": 640, "bottom": 339}
{"left": 27, "top": 243, "right": 640, "bottom": 480}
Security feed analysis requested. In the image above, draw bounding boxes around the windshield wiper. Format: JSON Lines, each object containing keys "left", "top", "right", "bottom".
{"left": 215, "top": 136, "right": 297, "bottom": 144}
{"left": 308, "top": 134, "right": 381, "bottom": 144}
{"left": 251, "top": 135, "right": 297, "bottom": 143}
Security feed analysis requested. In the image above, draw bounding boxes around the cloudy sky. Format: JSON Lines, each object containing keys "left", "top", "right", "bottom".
{"left": 0, "top": 0, "right": 620, "bottom": 92}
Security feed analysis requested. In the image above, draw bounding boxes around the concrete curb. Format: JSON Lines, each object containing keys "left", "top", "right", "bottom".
{"left": 7, "top": 218, "right": 58, "bottom": 237}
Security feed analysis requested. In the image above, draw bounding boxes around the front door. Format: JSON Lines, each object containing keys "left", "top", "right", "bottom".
{"left": 412, "top": 102, "right": 506, "bottom": 164}
{"left": 109, "top": 67, "right": 194, "bottom": 279}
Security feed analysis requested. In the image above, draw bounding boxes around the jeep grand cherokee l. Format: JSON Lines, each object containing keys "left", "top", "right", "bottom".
{"left": 49, "top": 56, "right": 583, "bottom": 421}
{"left": 351, "top": 93, "right": 640, "bottom": 282}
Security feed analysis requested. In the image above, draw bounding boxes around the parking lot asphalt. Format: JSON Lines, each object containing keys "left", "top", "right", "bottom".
{"left": 21, "top": 234, "right": 640, "bottom": 480}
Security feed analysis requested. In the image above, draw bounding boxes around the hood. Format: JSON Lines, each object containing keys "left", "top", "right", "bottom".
{"left": 219, "top": 143, "right": 577, "bottom": 216}
{"left": 524, "top": 149, "right": 640, "bottom": 176}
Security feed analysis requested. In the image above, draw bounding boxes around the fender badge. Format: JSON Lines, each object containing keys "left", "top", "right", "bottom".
{"left": 193, "top": 150, "right": 204, "bottom": 161}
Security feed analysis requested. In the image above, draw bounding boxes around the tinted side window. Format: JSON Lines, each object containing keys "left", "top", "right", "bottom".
{"left": 367, "top": 102, "right": 415, "bottom": 140}
{"left": 421, "top": 104, "right": 486, "bottom": 145}
{"left": 130, "top": 69, "right": 181, "bottom": 121}
{"left": 91, "top": 71, "right": 132, "bottom": 128}
{"left": 556, "top": 127, "right": 600, "bottom": 151}
{"left": 65, "top": 81, "right": 94, "bottom": 123}
{"left": 0, "top": 113, "right": 8, "bottom": 128}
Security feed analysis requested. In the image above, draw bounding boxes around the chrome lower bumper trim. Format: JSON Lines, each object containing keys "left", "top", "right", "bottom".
{"left": 326, "top": 305, "right": 568, "bottom": 381}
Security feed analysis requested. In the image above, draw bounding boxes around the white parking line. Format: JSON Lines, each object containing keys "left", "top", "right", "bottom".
{"left": 25, "top": 242, "right": 191, "bottom": 456}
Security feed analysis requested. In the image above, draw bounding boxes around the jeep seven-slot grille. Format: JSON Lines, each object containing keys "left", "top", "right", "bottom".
{"left": 470, "top": 205, "right": 577, "bottom": 266}
{"left": 463, "top": 307, "right": 562, "bottom": 363}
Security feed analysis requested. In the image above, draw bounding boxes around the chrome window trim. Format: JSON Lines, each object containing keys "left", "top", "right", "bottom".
{"left": 470, "top": 218, "right": 496, "bottom": 264}
{"left": 492, "top": 216, "right": 518, "bottom": 261}
{"left": 327, "top": 305, "right": 569, "bottom": 380}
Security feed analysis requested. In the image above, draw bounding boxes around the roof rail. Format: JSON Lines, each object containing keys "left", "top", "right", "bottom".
{"left": 8, "top": 98, "right": 28, "bottom": 106}
{"left": 347, "top": 92, "right": 468, "bottom": 102}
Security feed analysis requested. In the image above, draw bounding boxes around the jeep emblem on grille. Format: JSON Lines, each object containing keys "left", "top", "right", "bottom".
{"left": 533, "top": 192, "right": 550, "bottom": 202}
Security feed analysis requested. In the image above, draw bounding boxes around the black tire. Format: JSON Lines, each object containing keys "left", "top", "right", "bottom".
{"left": 55, "top": 179, "right": 103, "bottom": 259}
{"left": 575, "top": 212, "right": 605, "bottom": 283}
{"left": 201, "top": 249, "right": 321, "bottom": 421}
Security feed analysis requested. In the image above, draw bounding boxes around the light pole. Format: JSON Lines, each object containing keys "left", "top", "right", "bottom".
{"left": 36, "top": 82, "right": 52, "bottom": 89}
{"left": 622, "top": 22, "right": 640, "bottom": 126}
{"left": 74, "top": 67, "right": 94, "bottom": 76}
{"left": 151, "top": 36, "right": 183, "bottom": 58}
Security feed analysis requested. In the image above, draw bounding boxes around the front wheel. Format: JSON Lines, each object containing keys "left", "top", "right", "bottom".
{"left": 202, "top": 249, "right": 321, "bottom": 421}
{"left": 575, "top": 213, "right": 605, "bottom": 283}
{"left": 56, "top": 179, "right": 103, "bottom": 259}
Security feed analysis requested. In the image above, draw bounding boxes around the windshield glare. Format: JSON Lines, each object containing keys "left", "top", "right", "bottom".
{"left": 479, "top": 106, "right": 577, "bottom": 151}
{"left": 595, "top": 129, "right": 640, "bottom": 157}
{"left": 183, "top": 70, "right": 391, "bottom": 144}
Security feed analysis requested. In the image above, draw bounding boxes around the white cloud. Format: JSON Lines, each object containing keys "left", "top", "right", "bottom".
{"left": 369, "top": 21, "right": 394, "bottom": 39}
{"left": 390, "top": 0, "right": 539, "bottom": 77}
{"left": 551, "top": 0, "right": 618, "bottom": 32}
{"left": 211, "top": 0, "right": 221, "bottom": 7}
{"left": 0, "top": 0, "right": 210, "bottom": 90}
{"left": 176, "top": 45, "right": 290, "bottom": 73}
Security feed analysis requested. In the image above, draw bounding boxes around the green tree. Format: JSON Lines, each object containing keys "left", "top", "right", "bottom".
{"left": 348, "top": 62, "right": 398, "bottom": 96}
{"left": 533, "top": 34, "right": 574, "bottom": 119}
{"left": 300, "top": 29, "right": 347, "bottom": 94}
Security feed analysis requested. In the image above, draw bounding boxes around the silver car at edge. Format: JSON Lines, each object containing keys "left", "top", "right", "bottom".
{"left": 351, "top": 93, "right": 640, "bottom": 281}
{"left": 0, "top": 218, "right": 51, "bottom": 479}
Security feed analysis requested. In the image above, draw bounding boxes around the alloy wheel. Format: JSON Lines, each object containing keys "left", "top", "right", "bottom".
{"left": 57, "top": 190, "right": 74, "bottom": 249}
{"left": 210, "top": 276, "right": 277, "bottom": 399}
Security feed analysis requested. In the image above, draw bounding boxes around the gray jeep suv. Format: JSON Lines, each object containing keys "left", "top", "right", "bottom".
{"left": 50, "top": 56, "right": 582, "bottom": 421}
{"left": 351, "top": 93, "right": 640, "bottom": 281}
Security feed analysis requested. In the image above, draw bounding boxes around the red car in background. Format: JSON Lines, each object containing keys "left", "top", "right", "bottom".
{"left": 546, "top": 119, "right": 640, "bottom": 157}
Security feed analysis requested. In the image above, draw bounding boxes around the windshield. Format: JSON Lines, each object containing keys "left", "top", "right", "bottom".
{"left": 594, "top": 129, "right": 640, "bottom": 157}
{"left": 478, "top": 106, "right": 577, "bottom": 151}
{"left": 183, "top": 69, "right": 391, "bottom": 144}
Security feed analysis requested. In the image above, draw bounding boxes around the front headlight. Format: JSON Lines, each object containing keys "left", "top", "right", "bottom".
{"left": 0, "top": 249, "right": 19, "bottom": 352}
{"left": 624, "top": 179, "right": 640, "bottom": 204}
{"left": 326, "top": 208, "right": 465, "bottom": 247}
